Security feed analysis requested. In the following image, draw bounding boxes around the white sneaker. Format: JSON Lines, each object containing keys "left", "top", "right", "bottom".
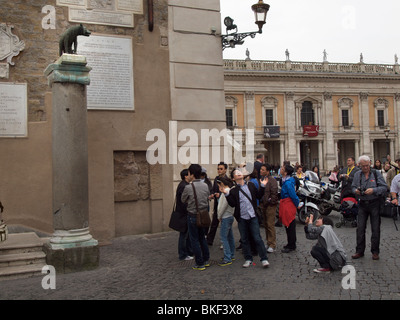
{"left": 262, "top": 260, "right": 270, "bottom": 268}
{"left": 267, "top": 247, "right": 275, "bottom": 253}
{"left": 184, "top": 256, "right": 194, "bottom": 261}
{"left": 242, "top": 260, "right": 252, "bottom": 268}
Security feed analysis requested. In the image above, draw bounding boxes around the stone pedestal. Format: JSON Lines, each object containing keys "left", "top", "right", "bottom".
{"left": 44, "top": 54, "right": 98, "bottom": 273}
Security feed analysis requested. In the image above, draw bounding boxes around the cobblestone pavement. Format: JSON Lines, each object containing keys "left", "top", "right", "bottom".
{"left": 1, "top": 211, "right": 400, "bottom": 301}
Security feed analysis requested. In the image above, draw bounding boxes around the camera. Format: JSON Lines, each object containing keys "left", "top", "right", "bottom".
{"left": 358, "top": 187, "right": 366, "bottom": 196}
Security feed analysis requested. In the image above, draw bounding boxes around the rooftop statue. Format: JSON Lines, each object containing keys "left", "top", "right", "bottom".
{"left": 59, "top": 24, "right": 91, "bottom": 56}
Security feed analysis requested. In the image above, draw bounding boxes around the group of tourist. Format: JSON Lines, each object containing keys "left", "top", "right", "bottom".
{"left": 170, "top": 153, "right": 400, "bottom": 273}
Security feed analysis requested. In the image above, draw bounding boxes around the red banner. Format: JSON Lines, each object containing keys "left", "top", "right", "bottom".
{"left": 303, "top": 125, "right": 319, "bottom": 137}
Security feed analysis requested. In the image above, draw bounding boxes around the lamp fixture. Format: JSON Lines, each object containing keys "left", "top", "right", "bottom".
{"left": 221, "top": 0, "right": 270, "bottom": 50}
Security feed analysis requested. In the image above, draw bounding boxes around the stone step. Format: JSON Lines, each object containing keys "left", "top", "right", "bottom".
{"left": 0, "top": 251, "right": 46, "bottom": 268}
{"left": 0, "top": 263, "right": 46, "bottom": 281}
{"left": 0, "top": 232, "right": 45, "bottom": 255}
{"left": 0, "top": 232, "right": 47, "bottom": 280}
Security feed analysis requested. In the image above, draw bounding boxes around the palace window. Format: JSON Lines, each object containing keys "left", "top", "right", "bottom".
{"left": 265, "top": 109, "right": 274, "bottom": 126}
{"left": 374, "top": 98, "right": 389, "bottom": 129}
{"left": 338, "top": 97, "right": 354, "bottom": 129}
{"left": 342, "top": 109, "right": 349, "bottom": 127}
{"left": 301, "top": 101, "right": 314, "bottom": 126}
{"left": 225, "top": 96, "right": 238, "bottom": 128}
{"left": 226, "top": 109, "right": 234, "bottom": 127}
{"left": 261, "top": 96, "right": 278, "bottom": 126}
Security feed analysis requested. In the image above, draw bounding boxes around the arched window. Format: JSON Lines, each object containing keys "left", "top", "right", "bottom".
{"left": 301, "top": 101, "right": 314, "bottom": 126}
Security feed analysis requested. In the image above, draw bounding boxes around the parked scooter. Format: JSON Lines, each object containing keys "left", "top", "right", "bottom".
{"left": 318, "top": 181, "right": 342, "bottom": 216}
{"left": 296, "top": 171, "right": 322, "bottom": 224}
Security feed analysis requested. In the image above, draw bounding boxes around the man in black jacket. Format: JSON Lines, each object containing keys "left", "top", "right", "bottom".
{"left": 173, "top": 169, "right": 193, "bottom": 260}
{"left": 221, "top": 168, "right": 269, "bottom": 268}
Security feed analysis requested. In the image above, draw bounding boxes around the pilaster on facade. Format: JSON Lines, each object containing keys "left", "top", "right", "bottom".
{"left": 359, "top": 92, "right": 371, "bottom": 157}
{"left": 244, "top": 91, "right": 256, "bottom": 130}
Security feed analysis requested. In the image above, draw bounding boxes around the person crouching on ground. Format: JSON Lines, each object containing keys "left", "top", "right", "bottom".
{"left": 304, "top": 214, "right": 347, "bottom": 273}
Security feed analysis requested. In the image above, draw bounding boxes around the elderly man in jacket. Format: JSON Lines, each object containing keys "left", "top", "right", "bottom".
{"left": 351, "top": 155, "right": 388, "bottom": 260}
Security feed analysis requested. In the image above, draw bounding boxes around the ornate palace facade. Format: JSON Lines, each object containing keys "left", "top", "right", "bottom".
{"left": 224, "top": 59, "right": 400, "bottom": 172}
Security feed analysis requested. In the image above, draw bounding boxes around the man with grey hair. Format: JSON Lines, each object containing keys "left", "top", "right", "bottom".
{"left": 351, "top": 155, "right": 387, "bottom": 260}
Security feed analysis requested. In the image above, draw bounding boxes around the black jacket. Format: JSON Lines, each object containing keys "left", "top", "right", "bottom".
{"left": 175, "top": 180, "right": 188, "bottom": 215}
{"left": 225, "top": 181, "right": 265, "bottom": 222}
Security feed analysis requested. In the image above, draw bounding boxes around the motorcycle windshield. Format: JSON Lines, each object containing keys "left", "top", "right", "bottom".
{"left": 304, "top": 171, "right": 320, "bottom": 183}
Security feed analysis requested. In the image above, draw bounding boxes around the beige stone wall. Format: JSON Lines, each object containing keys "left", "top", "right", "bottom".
{"left": 0, "top": 0, "right": 175, "bottom": 243}
{"left": 1, "top": 0, "right": 226, "bottom": 243}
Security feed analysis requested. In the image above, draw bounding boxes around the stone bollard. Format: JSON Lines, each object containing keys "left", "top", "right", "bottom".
{"left": 44, "top": 54, "right": 99, "bottom": 273}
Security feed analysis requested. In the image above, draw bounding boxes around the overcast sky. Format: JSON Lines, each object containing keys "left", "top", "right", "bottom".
{"left": 220, "top": 0, "right": 400, "bottom": 64}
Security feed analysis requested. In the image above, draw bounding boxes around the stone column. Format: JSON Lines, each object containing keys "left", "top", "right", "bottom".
{"left": 318, "top": 139, "right": 323, "bottom": 169}
{"left": 323, "top": 92, "right": 336, "bottom": 171}
{"left": 245, "top": 91, "right": 256, "bottom": 130}
{"left": 354, "top": 140, "right": 360, "bottom": 161}
{"left": 285, "top": 92, "right": 297, "bottom": 164}
{"left": 44, "top": 54, "right": 99, "bottom": 273}
{"left": 279, "top": 140, "right": 285, "bottom": 164}
{"left": 359, "top": 92, "right": 371, "bottom": 157}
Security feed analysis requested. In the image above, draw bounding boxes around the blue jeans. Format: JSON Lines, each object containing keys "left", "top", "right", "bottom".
{"left": 187, "top": 215, "right": 210, "bottom": 266}
{"left": 220, "top": 216, "right": 235, "bottom": 262}
{"left": 178, "top": 230, "right": 193, "bottom": 260}
{"left": 238, "top": 217, "right": 268, "bottom": 262}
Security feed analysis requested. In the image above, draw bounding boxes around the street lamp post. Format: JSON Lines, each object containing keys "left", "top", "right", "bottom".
{"left": 384, "top": 127, "right": 390, "bottom": 157}
{"left": 221, "top": 0, "right": 270, "bottom": 50}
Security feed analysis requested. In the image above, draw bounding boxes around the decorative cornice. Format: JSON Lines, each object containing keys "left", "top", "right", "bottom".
{"left": 224, "top": 59, "right": 400, "bottom": 81}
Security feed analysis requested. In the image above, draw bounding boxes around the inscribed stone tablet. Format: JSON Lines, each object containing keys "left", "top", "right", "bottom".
{"left": 0, "top": 83, "right": 27, "bottom": 137}
{"left": 77, "top": 35, "right": 134, "bottom": 111}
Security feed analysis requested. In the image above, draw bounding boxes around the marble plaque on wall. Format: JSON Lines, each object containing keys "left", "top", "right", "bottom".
{"left": 69, "top": 7, "right": 134, "bottom": 28}
{"left": 77, "top": 34, "right": 134, "bottom": 111}
{"left": 56, "top": 0, "right": 85, "bottom": 7}
{"left": 0, "top": 83, "right": 27, "bottom": 138}
{"left": 117, "top": 0, "right": 143, "bottom": 14}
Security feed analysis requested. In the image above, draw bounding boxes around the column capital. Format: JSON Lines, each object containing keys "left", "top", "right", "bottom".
{"left": 285, "top": 92, "right": 294, "bottom": 100}
{"left": 323, "top": 92, "right": 332, "bottom": 101}
{"left": 245, "top": 91, "right": 254, "bottom": 100}
{"left": 44, "top": 54, "right": 92, "bottom": 87}
{"left": 359, "top": 92, "right": 369, "bottom": 101}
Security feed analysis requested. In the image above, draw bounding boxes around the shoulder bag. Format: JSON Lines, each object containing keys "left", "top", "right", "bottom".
{"left": 168, "top": 198, "right": 188, "bottom": 233}
{"left": 191, "top": 183, "right": 211, "bottom": 228}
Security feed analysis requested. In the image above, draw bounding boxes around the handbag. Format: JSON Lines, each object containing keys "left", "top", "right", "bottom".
{"left": 168, "top": 199, "right": 188, "bottom": 233}
{"left": 0, "top": 220, "right": 8, "bottom": 242}
{"left": 191, "top": 183, "right": 211, "bottom": 228}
